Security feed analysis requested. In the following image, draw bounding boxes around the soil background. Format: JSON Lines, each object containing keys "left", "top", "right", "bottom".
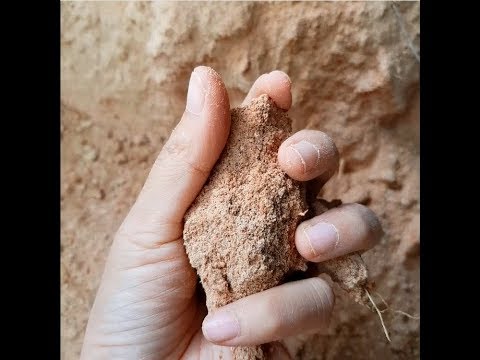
{"left": 61, "top": 2, "right": 420, "bottom": 359}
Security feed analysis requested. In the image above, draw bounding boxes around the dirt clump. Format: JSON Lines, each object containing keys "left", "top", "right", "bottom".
{"left": 184, "top": 94, "right": 308, "bottom": 310}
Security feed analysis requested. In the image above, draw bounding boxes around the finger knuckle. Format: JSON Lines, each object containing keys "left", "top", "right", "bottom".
{"left": 156, "top": 138, "right": 209, "bottom": 178}
{"left": 308, "top": 278, "right": 335, "bottom": 319}
{"left": 161, "top": 136, "right": 190, "bottom": 161}
{"left": 262, "top": 295, "right": 287, "bottom": 337}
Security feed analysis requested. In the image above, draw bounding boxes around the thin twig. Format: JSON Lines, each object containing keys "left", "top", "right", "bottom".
{"left": 366, "top": 289, "right": 391, "bottom": 342}
{"left": 393, "top": 310, "right": 420, "bottom": 320}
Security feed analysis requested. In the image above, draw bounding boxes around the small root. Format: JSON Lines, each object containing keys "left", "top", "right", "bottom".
{"left": 393, "top": 310, "right": 420, "bottom": 320}
{"left": 366, "top": 289, "right": 391, "bottom": 342}
{"left": 373, "top": 291, "right": 420, "bottom": 319}
{"left": 298, "top": 209, "right": 309, "bottom": 216}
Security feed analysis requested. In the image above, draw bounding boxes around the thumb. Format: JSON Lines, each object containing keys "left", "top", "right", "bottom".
{"left": 119, "top": 66, "right": 230, "bottom": 247}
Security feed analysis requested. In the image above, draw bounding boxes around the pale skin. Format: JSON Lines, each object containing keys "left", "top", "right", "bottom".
{"left": 80, "top": 66, "right": 383, "bottom": 359}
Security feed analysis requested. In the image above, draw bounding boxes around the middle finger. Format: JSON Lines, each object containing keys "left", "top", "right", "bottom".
{"left": 278, "top": 129, "right": 339, "bottom": 182}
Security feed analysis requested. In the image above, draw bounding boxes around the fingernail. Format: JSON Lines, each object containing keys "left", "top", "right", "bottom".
{"left": 186, "top": 70, "right": 206, "bottom": 115}
{"left": 202, "top": 311, "right": 240, "bottom": 342}
{"left": 303, "top": 222, "right": 339, "bottom": 257}
{"left": 287, "top": 140, "right": 321, "bottom": 174}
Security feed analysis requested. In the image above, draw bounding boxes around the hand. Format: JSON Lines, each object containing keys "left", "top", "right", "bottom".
{"left": 80, "top": 67, "right": 382, "bottom": 359}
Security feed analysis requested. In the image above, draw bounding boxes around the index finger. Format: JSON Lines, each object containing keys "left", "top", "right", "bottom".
{"left": 242, "top": 70, "right": 292, "bottom": 110}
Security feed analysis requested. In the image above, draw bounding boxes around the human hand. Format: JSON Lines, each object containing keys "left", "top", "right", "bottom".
{"left": 80, "top": 66, "right": 383, "bottom": 359}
